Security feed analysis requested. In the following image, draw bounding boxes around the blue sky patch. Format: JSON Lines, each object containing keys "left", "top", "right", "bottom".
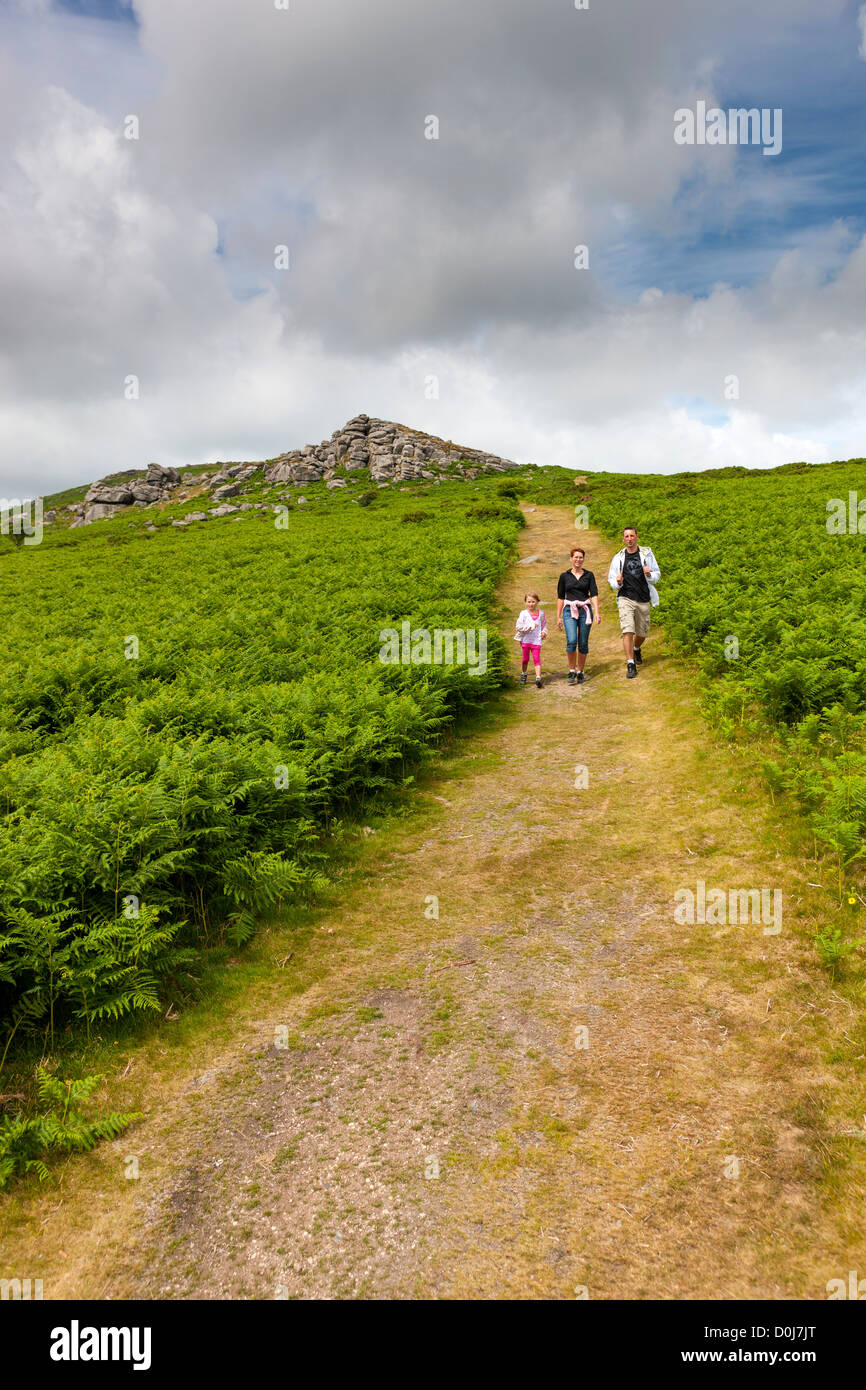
{"left": 54, "top": 0, "right": 138, "bottom": 23}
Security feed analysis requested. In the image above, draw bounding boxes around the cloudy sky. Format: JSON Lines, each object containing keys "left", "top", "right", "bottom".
{"left": 2, "top": 0, "right": 866, "bottom": 495}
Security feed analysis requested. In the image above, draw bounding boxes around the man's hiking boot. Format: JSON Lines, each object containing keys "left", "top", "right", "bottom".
{"left": 634, "top": 647, "right": 643, "bottom": 665}
{"left": 626, "top": 661, "right": 637, "bottom": 679}
{"left": 577, "top": 671, "right": 585, "bottom": 684}
{"left": 520, "top": 672, "right": 527, "bottom": 685}
{"left": 567, "top": 669, "right": 576, "bottom": 685}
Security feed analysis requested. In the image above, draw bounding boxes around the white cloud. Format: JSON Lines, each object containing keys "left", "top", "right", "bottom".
{"left": 0, "top": 0, "right": 862, "bottom": 494}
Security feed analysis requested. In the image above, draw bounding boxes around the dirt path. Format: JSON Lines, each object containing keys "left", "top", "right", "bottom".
{"left": 4, "top": 506, "right": 864, "bottom": 1300}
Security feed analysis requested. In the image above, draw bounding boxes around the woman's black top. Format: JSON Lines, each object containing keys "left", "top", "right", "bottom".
{"left": 557, "top": 569, "right": 598, "bottom": 601}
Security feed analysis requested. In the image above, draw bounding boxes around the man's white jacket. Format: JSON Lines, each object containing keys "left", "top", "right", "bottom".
{"left": 607, "top": 546, "right": 661, "bottom": 607}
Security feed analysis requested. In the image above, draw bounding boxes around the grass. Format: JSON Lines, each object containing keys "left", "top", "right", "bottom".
{"left": 1, "top": 507, "right": 865, "bottom": 1301}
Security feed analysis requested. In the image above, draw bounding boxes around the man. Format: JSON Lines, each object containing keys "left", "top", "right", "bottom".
{"left": 607, "top": 526, "right": 661, "bottom": 679}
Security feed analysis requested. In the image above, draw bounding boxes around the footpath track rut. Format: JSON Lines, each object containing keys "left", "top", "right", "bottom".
{"left": 5, "top": 506, "right": 864, "bottom": 1299}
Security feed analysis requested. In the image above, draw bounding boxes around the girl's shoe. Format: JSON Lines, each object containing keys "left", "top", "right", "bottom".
{"left": 535, "top": 677, "right": 542, "bottom": 689}
{"left": 519, "top": 672, "right": 527, "bottom": 685}
{"left": 577, "top": 671, "right": 585, "bottom": 684}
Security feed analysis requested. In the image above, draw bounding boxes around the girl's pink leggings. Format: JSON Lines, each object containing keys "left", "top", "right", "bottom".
{"left": 521, "top": 644, "right": 541, "bottom": 665}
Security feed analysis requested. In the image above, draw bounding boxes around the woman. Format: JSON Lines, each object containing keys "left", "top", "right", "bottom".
{"left": 556, "top": 546, "right": 600, "bottom": 685}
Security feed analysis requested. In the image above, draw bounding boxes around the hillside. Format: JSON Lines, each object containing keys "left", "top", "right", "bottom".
{"left": 34, "top": 414, "right": 521, "bottom": 529}
{"left": 1, "top": 500, "right": 864, "bottom": 1301}
{"left": 1, "top": 449, "right": 865, "bottom": 1302}
{"left": 584, "top": 457, "right": 866, "bottom": 926}
{"left": 0, "top": 468, "right": 528, "bottom": 1135}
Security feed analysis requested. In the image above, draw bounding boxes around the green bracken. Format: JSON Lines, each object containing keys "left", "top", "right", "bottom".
{"left": 0, "top": 483, "right": 523, "bottom": 1057}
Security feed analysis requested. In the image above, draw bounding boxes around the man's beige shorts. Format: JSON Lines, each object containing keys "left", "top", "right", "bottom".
{"left": 617, "top": 596, "right": 651, "bottom": 638}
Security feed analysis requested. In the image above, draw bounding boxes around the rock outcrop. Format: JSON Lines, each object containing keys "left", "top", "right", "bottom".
{"left": 263, "top": 415, "right": 518, "bottom": 487}
{"left": 145, "top": 462, "right": 181, "bottom": 489}
{"left": 56, "top": 417, "right": 520, "bottom": 527}
{"left": 83, "top": 461, "right": 185, "bottom": 524}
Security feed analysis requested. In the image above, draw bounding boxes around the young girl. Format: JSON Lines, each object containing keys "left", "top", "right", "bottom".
{"left": 514, "top": 591, "right": 548, "bottom": 688}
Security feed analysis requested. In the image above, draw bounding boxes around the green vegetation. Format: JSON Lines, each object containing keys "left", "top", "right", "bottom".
{"left": 0, "top": 481, "right": 523, "bottom": 1061}
{"left": 6, "top": 443, "right": 866, "bottom": 1193}
{"left": 0, "top": 1068, "right": 141, "bottom": 1188}
{"left": 577, "top": 458, "right": 866, "bottom": 906}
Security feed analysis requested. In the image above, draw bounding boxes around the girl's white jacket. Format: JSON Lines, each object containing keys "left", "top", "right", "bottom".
{"left": 607, "top": 547, "right": 662, "bottom": 607}
{"left": 514, "top": 609, "right": 548, "bottom": 644}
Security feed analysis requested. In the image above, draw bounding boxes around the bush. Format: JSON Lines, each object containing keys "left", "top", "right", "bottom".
{"left": 588, "top": 456, "right": 866, "bottom": 903}
{"left": 0, "top": 489, "right": 521, "bottom": 1050}
{"left": 465, "top": 503, "right": 525, "bottom": 526}
{"left": 0, "top": 1069, "right": 141, "bottom": 1188}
